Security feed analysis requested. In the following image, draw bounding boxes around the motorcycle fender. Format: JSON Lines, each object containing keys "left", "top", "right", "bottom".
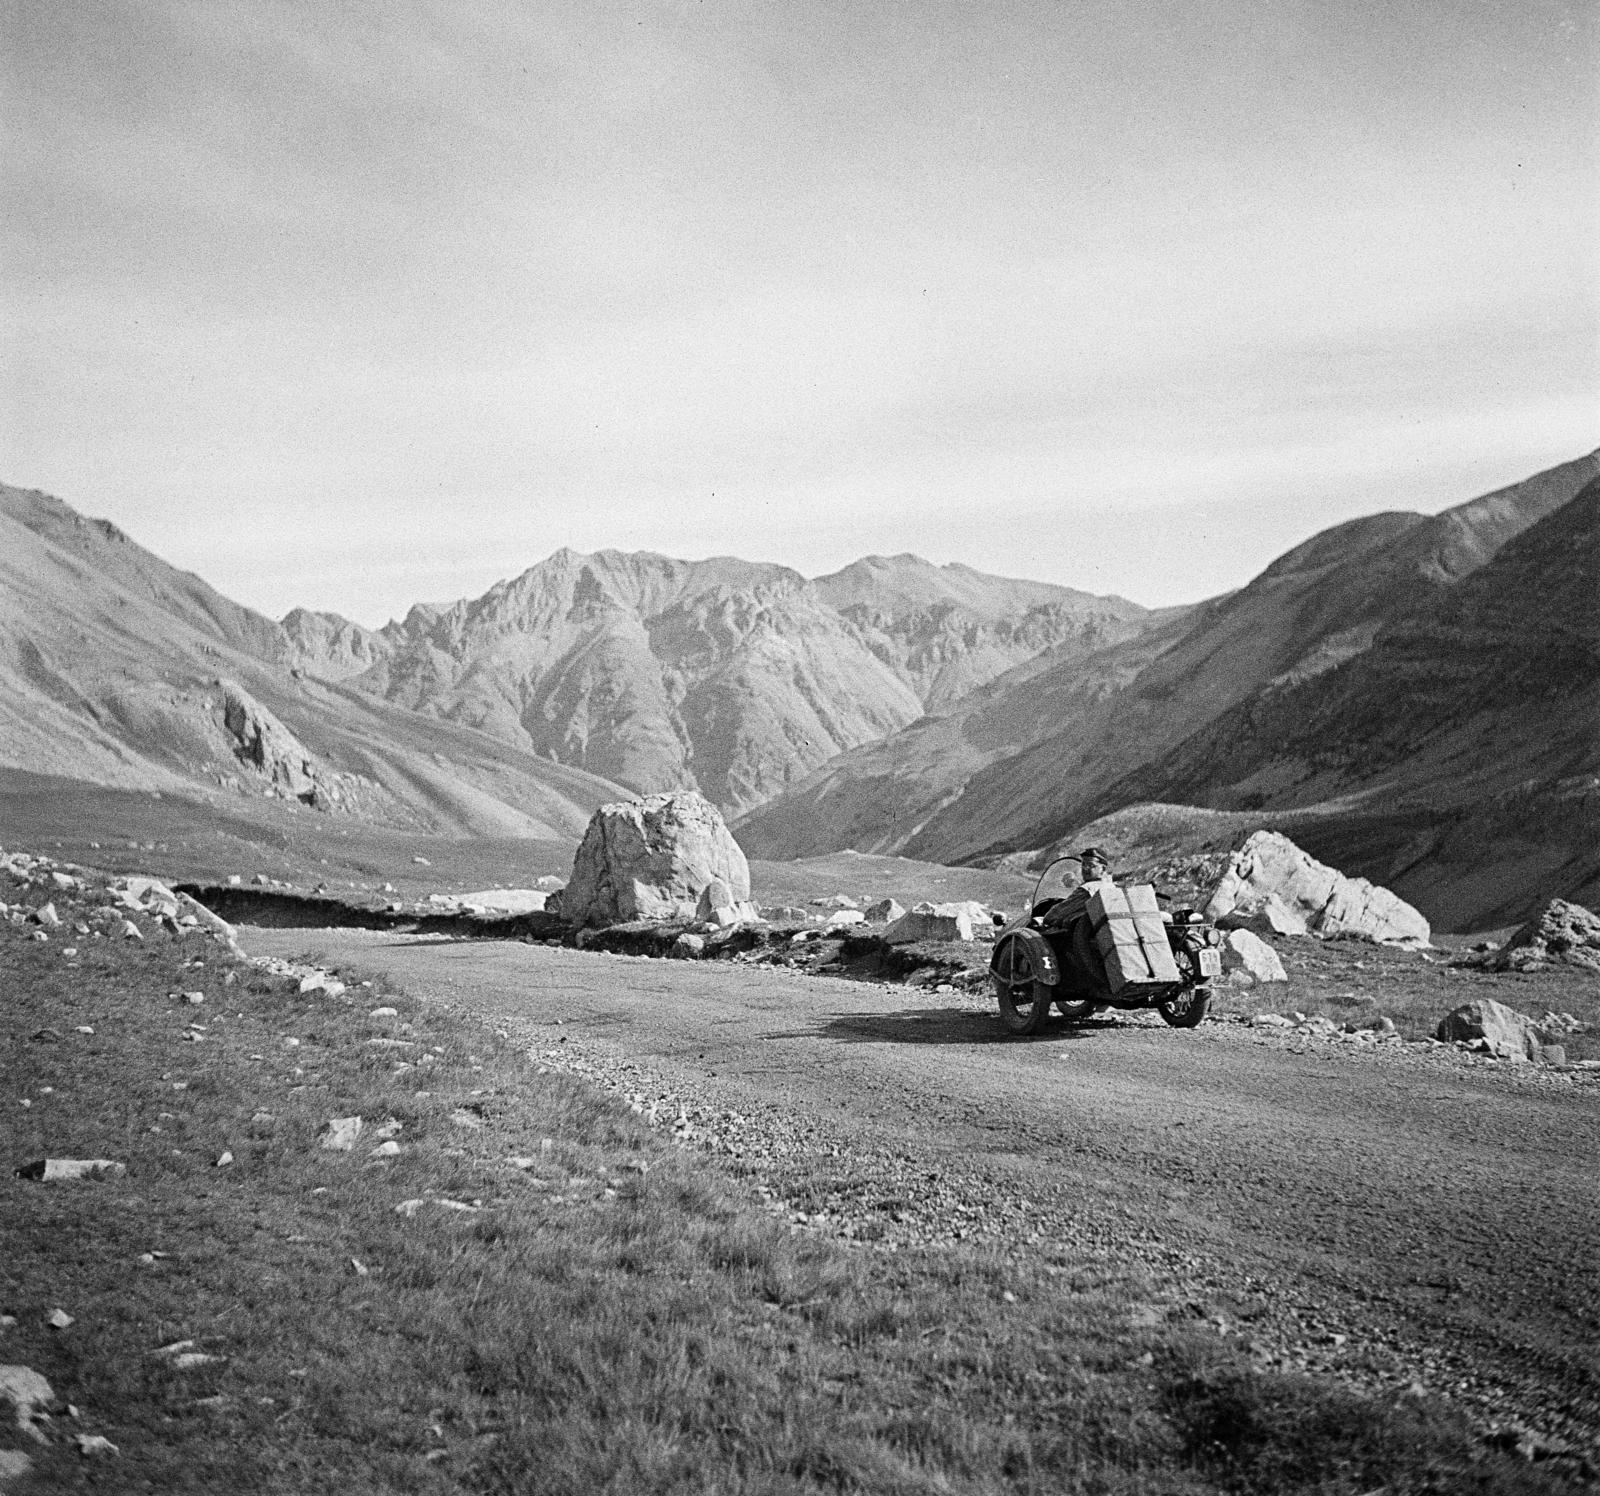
{"left": 990, "top": 928, "right": 1061, "bottom": 986}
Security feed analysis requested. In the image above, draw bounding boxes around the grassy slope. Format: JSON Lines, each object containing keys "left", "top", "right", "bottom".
{"left": 1, "top": 860, "right": 1584, "bottom": 1493}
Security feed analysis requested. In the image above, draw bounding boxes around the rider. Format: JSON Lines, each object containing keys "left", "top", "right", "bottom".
{"left": 1042, "top": 846, "right": 1114, "bottom": 986}
{"left": 1042, "top": 846, "right": 1114, "bottom": 930}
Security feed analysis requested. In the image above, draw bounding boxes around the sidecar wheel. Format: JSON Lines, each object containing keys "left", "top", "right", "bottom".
{"left": 993, "top": 940, "right": 1053, "bottom": 1036}
{"left": 1158, "top": 986, "right": 1212, "bottom": 1029}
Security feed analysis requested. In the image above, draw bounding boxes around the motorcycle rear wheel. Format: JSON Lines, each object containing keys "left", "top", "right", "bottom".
{"left": 993, "top": 939, "right": 1053, "bottom": 1035}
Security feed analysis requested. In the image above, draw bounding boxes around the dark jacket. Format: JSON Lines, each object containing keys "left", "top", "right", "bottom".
{"left": 1042, "top": 877, "right": 1111, "bottom": 930}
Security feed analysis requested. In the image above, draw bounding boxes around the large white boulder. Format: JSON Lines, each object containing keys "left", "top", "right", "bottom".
{"left": 1204, "top": 832, "right": 1430, "bottom": 946}
{"left": 560, "top": 792, "right": 750, "bottom": 928}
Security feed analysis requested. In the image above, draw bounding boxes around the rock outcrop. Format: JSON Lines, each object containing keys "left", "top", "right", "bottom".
{"left": 1483, "top": 899, "right": 1600, "bottom": 972}
{"left": 560, "top": 792, "right": 750, "bottom": 928}
{"left": 1435, "top": 999, "right": 1546, "bottom": 1061}
{"left": 1204, "top": 832, "right": 1430, "bottom": 946}
{"left": 218, "top": 679, "right": 319, "bottom": 802}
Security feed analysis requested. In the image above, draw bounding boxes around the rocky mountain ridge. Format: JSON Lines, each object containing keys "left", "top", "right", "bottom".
{"left": 283, "top": 547, "right": 1153, "bottom": 817}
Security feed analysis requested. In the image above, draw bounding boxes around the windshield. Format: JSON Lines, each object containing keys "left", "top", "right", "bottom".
{"left": 1030, "top": 855, "right": 1092, "bottom": 910}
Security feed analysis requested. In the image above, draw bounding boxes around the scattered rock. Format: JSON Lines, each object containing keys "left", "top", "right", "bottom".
{"left": 73, "top": 1433, "right": 118, "bottom": 1458}
{"left": 1436, "top": 999, "right": 1545, "bottom": 1062}
{"left": 0, "top": 1364, "right": 54, "bottom": 1444}
{"left": 215, "top": 1152, "right": 233, "bottom": 1168}
{"left": 173, "top": 1352, "right": 223, "bottom": 1370}
{"left": 46, "top": 1309, "right": 73, "bottom": 1331}
{"left": 864, "top": 897, "right": 907, "bottom": 923}
{"left": 1219, "top": 929, "right": 1288, "bottom": 985}
{"left": 696, "top": 877, "right": 735, "bottom": 920}
{"left": 175, "top": 891, "right": 236, "bottom": 944}
{"left": 671, "top": 932, "right": 706, "bottom": 959}
{"left": 0, "top": 1450, "right": 32, "bottom": 1482}
{"left": 15, "top": 1159, "right": 127, "bottom": 1182}
{"left": 1250, "top": 1013, "right": 1293, "bottom": 1028}
{"left": 369, "top": 1006, "right": 398, "bottom": 1018}
{"left": 825, "top": 909, "right": 866, "bottom": 928}
{"left": 370, "top": 1140, "right": 402, "bottom": 1158}
{"left": 1204, "top": 831, "right": 1430, "bottom": 946}
{"left": 119, "top": 919, "right": 143, "bottom": 941}
{"left": 33, "top": 903, "right": 60, "bottom": 928}
{"left": 318, "top": 1117, "right": 364, "bottom": 1151}
{"left": 560, "top": 791, "right": 750, "bottom": 928}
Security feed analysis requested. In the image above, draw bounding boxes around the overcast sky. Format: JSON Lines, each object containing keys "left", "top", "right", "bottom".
{"left": 3, "top": 0, "right": 1595, "bottom": 626}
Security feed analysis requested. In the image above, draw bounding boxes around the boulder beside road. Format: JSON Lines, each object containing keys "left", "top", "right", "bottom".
{"left": 1435, "top": 999, "right": 1546, "bottom": 1062}
{"left": 1205, "top": 831, "right": 1430, "bottom": 946}
{"left": 1219, "top": 929, "right": 1288, "bottom": 984}
{"left": 559, "top": 792, "right": 750, "bottom": 929}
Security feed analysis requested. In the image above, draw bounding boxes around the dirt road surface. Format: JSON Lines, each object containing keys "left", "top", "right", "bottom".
{"left": 243, "top": 927, "right": 1600, "bottom": 1457}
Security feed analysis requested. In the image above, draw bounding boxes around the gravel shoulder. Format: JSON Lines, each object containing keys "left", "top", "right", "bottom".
{"left": 241, "top": 926, "right": 1600, "bottom": 1460}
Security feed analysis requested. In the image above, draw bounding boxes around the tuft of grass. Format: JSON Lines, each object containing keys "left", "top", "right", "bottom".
{"left": 1, "top": 863, "right": 1585, "bottom": 1493}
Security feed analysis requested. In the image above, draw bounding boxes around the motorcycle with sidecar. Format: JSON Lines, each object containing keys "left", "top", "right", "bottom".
{"left": 988, "top": 857, "right": 1223, "bottom": 1035}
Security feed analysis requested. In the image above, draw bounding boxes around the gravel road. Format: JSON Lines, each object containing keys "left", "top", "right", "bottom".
{"left": 242, "top": 927, "right": 1600, "bottom": 1460}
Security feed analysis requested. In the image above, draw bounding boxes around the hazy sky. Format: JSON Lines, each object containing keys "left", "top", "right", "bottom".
{"left": 3, "top": 0, "right": 1596, "bottom": 626}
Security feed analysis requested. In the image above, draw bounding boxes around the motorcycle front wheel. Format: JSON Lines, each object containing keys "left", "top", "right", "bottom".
{"left": 1157, "top": 984, "right": 1212, "bottom": 1028}
{"left": 992, "top": 939, "right": 1053, "bottom": 1035}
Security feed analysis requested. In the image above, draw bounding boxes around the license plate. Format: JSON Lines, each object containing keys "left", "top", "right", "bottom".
{"left": 1199, "top": 948, "right": 1222, "bottom": 976}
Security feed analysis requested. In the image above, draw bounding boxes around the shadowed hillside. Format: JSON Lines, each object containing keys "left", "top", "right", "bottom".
{"left": 739, "top": 450, "right": 1600, "bottom": 929}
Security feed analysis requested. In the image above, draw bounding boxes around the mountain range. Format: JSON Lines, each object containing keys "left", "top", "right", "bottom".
{"left": 1, "top": 447, "right": 1596, "bottom": 929}
{"left": 737, "top": 450, "right": 1600, "bottom": 927}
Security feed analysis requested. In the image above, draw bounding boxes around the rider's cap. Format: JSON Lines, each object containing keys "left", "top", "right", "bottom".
{"left": 1075, "top": 845, "right": 1111, "bottom": 865}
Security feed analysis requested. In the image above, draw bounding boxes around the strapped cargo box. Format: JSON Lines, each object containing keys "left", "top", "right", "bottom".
{"left": 1087, "top": 882, "right": 1180, "bottom": 994}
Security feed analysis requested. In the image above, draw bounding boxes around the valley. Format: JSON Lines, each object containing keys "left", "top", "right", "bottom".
{"left": 3, "top": 447, "right": 1598, "bottom": 938}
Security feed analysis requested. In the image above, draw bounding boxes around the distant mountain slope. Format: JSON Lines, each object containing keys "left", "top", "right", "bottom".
{"left": 902, "top": 448, "right": 1600, "bottom": 868}
{"left": 0, "top": 485, "right": 624, "bottom": 840}
{"left": 300, "top": 549, "right": 1151, "bottom": 817}
{"left": 732, "top": 603, "right": 1196, "bottom": 858}
{"left": 1077, "top": 476, "right": 1600, "bottom": 928}
{"left": 812, "top": 555, "right": 1148, "bottom": 710}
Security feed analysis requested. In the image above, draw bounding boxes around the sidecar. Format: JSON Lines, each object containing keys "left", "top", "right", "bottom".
{"left": 988, "top": 857, "right": 1223, "bottom": 1035}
